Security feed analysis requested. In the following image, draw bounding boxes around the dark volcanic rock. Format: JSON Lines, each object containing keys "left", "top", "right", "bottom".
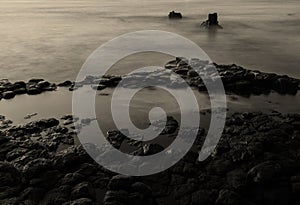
{"left": 163, "top": 58, "right": 300, "bottom": 96}
{"left": 168, "top": 11, "right": 182, "bottom": 19}
{"left": 2, "top": 91, "right": 15, "bottom": 99}
{"left": 71, "top": 182, "right": 95, "bottom": 200}
{"left": 26, "top": 86, "right": 42, "bottom": 95}
{"left": 108, "top": 175, "right": 134, "bottom": 191}
{"left": 0, "top": 111, "right": 300, "bottom": 204}
{"left": 58, "top": 80, "right": 73, "bottom": 87}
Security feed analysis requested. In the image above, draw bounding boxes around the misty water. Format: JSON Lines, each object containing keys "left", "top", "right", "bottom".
{"left": 0, "top": 0, "right": 299, "bottom": 131}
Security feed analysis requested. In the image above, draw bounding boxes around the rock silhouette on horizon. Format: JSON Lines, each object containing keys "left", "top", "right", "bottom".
{"left": 201, "top": 12, "right": 223, "bottom": 29}
{"left": 168, "top": 11, "right": 182, "bottom": 19}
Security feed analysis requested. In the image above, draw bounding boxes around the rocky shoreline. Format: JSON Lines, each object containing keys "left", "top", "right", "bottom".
{"left": 0, "top": 59, "right": 300, "bottom": 205}
{"left": 0, "top": 58, "right": 299, "bottom": 100}
{"left": 0, "top": 110, "right": 300, "bottom": 205}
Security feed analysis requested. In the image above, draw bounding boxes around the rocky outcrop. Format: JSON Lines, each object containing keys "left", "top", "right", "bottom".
{"left": 169, "top": 11, "right": 183, "bottom": 19}
{"left": 0, "top": 79, "right": 56, "bottom": 100}
{"left": 201, "top": 13, "right": 223, "bottom": 29}
{"left": 0, "top": 60, "right": 298, "bottom": 100}
{"left": 164, "top": 57, "right": 300, "bottom": 96}
{"left": 0, "top": 111, "right": 299, "bottom": 204}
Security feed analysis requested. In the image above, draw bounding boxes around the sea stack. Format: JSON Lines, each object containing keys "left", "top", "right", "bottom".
{"left": 168, "top": 11, "right": 182, "bottom": 19}
{"left": 201, "top": 12, "right": 223, "bottom": 28}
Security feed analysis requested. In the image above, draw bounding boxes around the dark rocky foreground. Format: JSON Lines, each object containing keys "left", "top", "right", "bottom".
{"left": 0, "top": 57, "right": 299, "bottom": 100}
{"left": 0, "top": 59, "right": 299, "bottom": 204}
{"left": 0, "top": 111, "right": 300, "bottom": 204}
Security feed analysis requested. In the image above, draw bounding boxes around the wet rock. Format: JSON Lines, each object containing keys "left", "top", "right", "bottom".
{"left": 201, "top": 13, "right": 223, "bottom": 29}
{"left": 58, "top": 80, "right": 73, "bottom": 87}
{"left": 104, "top": 190, "right": 128, "bottom": 203}
{"left": 108, "top": 175, "right": 134, "bottom": 191}
{"left": 41, "top": 185, "right": 72, "bottom": 205}
{"left": 24, "top": 113, "right": 38, "bottom": 119}
{"left": 64, "top": 198, "right": 94, "bottom": 205}
{"left": 71, "top": 182, "right": 95, "bottom": 200}
{"left": 226, "top": 169, "right": 247, "bottom": 189}
{"left": 247, "top": 161, "right": 282, "bottom": 184}
{"left": 0, "top": 162, "right": 21, "bottom": 186}
{"left": 28, "top": 78, "right": 44, "bottom": 84}
{"left": 21, "top": 187, "right": 46, "bottom": 201}
{"left": 164, "top": 58, "right": 300, "bottom": 96}
{"left": 215, "top": 189, "right": 244, "bottom": 205}
{"left": 131, "top": 182, "right": 153, "bottom": 197}
{"left": 207, "top": 158, "right": 233, "bottom": 176}
{"left": 27, "top": 87, "right": 42, "bottom": 95}
{"left": 12, "top": 81, "right": 26, "bottom": 89}
{"left": 174, "top": 178, "right": 198, "bottom": 199}
{"left": 0, "top": 112, "right": 300, "bottom": 204}
{"left": 91, "top": 84, "right": 106, "bottom": 91}
{"left": 14, "top": 88, "right": 27, "bottom": 95}
{"left": 168, "top": 11, "right": 182, "bottom": 19}
{"left": 190, "top": 190, "right": 217, "bottom": 205}
{"left": 37, "top": 81, "right": 51, "bottom": 88}
{"left": 2, "top": 91, "right": 15, "bottom": 99}
{"left": 0, "top": 186, "right": 20, "bottom": 200}
{"left": 23, "top": 158, "right": 54, "bottom": 179}
{"left": 61, "top": 173, "right": 84, "bottom": 186}
{"left": 142, "top": 144, "right": 164, "bottom": 155}
{"left": 29, "top": 170, "right": 62, "bottom": 189}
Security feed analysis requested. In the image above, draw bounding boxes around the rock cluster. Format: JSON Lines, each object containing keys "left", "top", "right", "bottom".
{"left": 0, "top": 111, "right": 300, "bottom": 204}
{"left": 0, "top": 79, "right": 56, "bottom": 100}
{"left": 165, "top": 57, "right": 300, "bottom": 95}
{"left": 0, "top": 60, "right": 299, "bottom": 100}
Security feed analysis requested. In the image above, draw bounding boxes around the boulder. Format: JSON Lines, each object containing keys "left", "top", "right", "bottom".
{"left": 71, "top": 182, "right": 95, "bottom": 200}
{"left": 27, "top": 87, "right": 42, "bottom": 95}
{"left": 168, "top": 11, "right": 182, "bottom": 19}
{"left": 58, "top": 80, "right": 73, "bottom": 87}
{"left": 108, "top": 175, "right": 134, "bottom": 190}
{"left": 28, "top": 78, "right": 44, "bottom": 84}
{"left": 2, "top": 91, "right": 15, "bottom": 99}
